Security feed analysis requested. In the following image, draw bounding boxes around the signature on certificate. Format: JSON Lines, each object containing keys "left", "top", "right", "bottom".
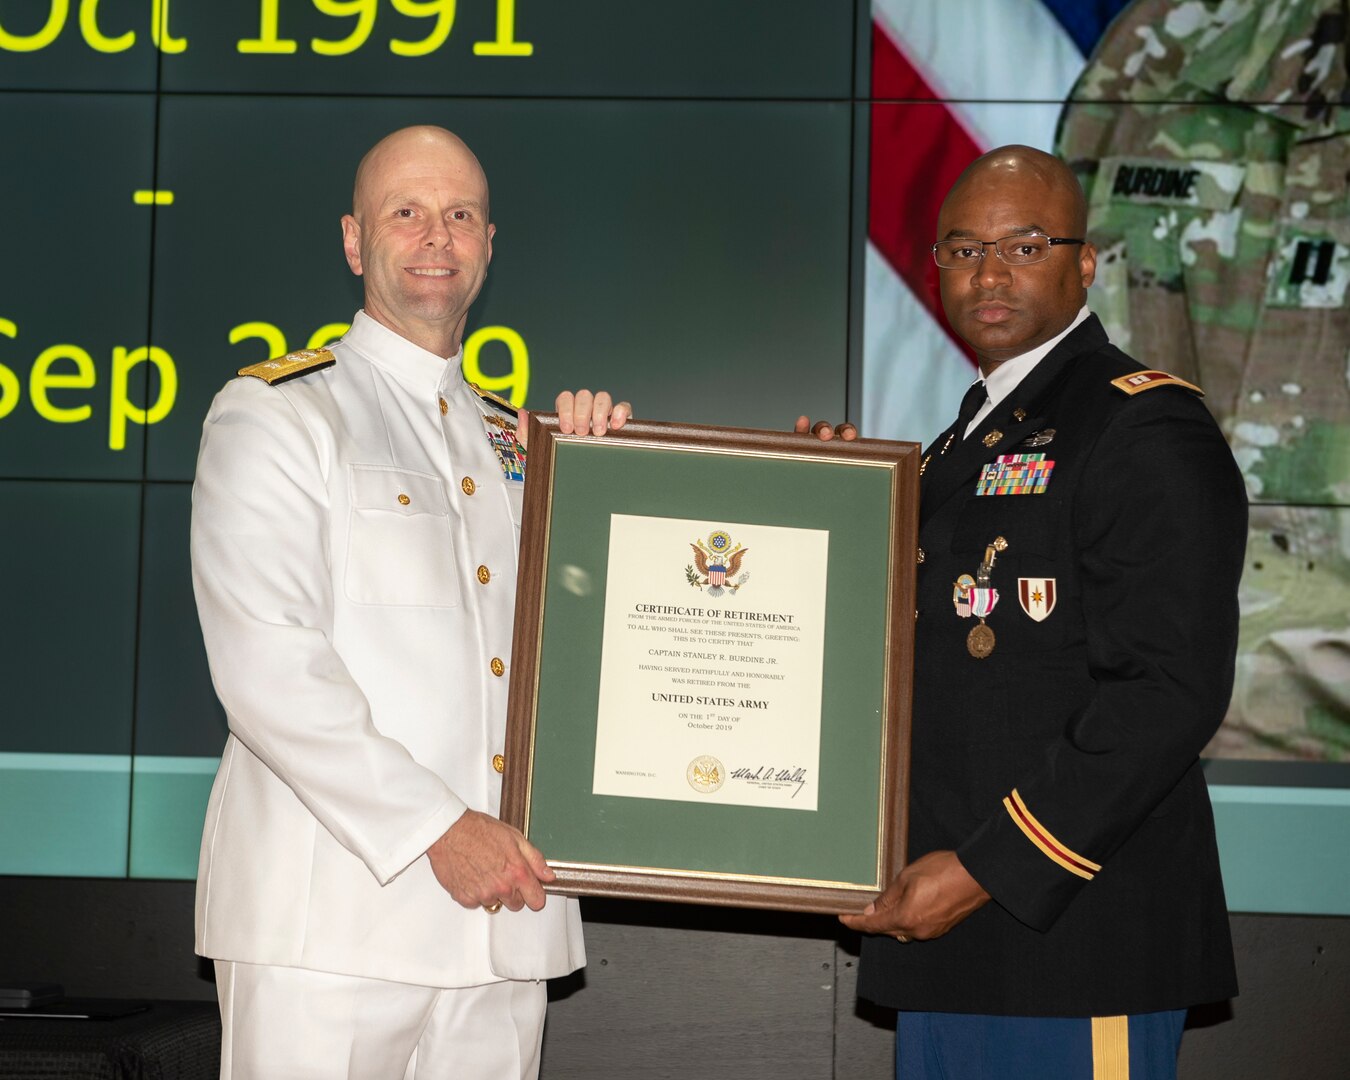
{"left": 729, "top": 765, "right": 809, "bottom": 798}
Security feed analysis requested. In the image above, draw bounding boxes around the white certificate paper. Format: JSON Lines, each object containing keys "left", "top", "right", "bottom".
{"left": 592, "top": 514, "right": 829, "bottom": 810}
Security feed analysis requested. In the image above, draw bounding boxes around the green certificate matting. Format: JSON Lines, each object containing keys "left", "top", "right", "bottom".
{"left": 522, "top": 439, "right": 897, "bottom": 888}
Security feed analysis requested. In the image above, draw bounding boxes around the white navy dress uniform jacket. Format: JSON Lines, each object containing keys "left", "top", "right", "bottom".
{"left": 191, "top": 310, "right": 584, "bottom": 987}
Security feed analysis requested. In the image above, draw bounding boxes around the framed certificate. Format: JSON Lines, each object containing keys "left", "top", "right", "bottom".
{"left": 501, "top": 417, "right": 919, "bottom": 913}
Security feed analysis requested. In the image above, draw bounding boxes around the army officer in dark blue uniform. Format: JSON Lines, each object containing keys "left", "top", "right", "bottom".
{"left": 816, "top": 146, "right": 1243, "bottom": 1079}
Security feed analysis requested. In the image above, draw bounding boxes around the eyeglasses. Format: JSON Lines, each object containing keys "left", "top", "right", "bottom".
{"left": 932, "top": 231, "right": 1085, "bottom": 270}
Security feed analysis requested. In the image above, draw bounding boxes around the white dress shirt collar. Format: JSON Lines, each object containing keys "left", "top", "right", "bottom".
{"left": 342, "top": 310, "right": 466, "bottom": 393}
{"left": 963, "top": 306, "right": 1091, "bottom": 438}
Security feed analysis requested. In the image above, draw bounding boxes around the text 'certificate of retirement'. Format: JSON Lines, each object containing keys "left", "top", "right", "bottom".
{"left": 593, "top": 514, "right": 829, "bottom": 811}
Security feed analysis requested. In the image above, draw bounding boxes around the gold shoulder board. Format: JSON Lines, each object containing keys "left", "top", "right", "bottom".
{"left": 468, "top": 382, "right": 518, "bottom": 418}
{"left": 238, "top": 348, "right": 336, "bottom": 386}
{"left": 1110, "top": 370, "right": 1204, "bottom": 397}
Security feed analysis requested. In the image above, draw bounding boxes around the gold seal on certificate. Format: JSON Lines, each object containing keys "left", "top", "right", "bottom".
{"left": 686, "top": 755, "right": 725, "bottom": 793}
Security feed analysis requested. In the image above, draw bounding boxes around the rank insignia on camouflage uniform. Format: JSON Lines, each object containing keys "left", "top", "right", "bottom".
{"left": 1264, "top": 231, "right": 1350, "bottom": 309}
{"left": 976, "top": 453, "right": 1055, "bottom": 496}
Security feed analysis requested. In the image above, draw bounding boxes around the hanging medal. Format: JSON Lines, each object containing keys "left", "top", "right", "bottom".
{"left": 966, "top": 586, "right": 998, "bottom": 658}
{"left": 964, "top": 537, "right": 1007, "bottom": 659}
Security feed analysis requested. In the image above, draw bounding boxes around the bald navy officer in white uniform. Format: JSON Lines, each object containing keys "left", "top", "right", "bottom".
{"left": 191, "top": 125, "right": 631, "bottom": 1079}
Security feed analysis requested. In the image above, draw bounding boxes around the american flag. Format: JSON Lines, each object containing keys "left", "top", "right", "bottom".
{"left": 863, "top": 0, "right": 1134, "bottom": 445}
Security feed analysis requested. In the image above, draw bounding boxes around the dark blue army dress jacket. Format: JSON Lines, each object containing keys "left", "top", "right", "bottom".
{"left": 859, "top": 315, "right": 1243, "bottom": 1017}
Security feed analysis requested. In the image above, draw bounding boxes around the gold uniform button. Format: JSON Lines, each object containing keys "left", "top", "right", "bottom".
{"left": 439, "top": 397, "right": 448, "bottom": 416}
{"left": 461, "top": 476, "right": 476, "bottom": 496}
{"left": 492, "top": 754, "right": 505, "bottom": 774}
{"left": 477, "top": 565, "right": 491, "bottom": 585}
{"left": 490, "top": 657, "right": 505, "bottom": 677}
{"left": 397, "top": 493, "right": 411, "bottom": 506}
{"left": 916, "top": 547, "right": 925, "bottom": 564}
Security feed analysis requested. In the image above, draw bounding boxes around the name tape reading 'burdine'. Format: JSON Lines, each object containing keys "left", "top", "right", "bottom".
{"left": 0, "top": 318, "right": 529, "bottom": 451}
{"left": 0, "top": 0, "right": 534, "bottom": 58}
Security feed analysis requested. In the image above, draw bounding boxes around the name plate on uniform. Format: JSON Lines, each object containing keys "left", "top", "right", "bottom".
{"left": 502, "top": 416, "right": 918, "bottom": 914}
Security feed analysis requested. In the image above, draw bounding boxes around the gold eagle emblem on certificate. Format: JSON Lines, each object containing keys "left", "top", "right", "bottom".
{"left": 686, "top": 755, "right": 725, "bottom": 794}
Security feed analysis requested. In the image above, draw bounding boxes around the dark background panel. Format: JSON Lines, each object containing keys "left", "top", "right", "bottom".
{"left": 0, "top": 481, "right": 140, "bottom": 755}
{"left": 160, "top": 0, "right": 856, "bottom": 98}
{"left": 481, "top": 98, "right": 853, "bottom": 429}
{"left": 146, "top": 95, "right": 853, "bottom": 479}
{"left": 144, "top": 93, "right": 365, "bottom": 481}
{"left": 134, "top": 482, "right": 227, "bottom": 758}
{"left": 0, "top": 92, "right": 157, "bottom": 480}
{"left": 0, "top": 0, "right": 159, "bottom": 91}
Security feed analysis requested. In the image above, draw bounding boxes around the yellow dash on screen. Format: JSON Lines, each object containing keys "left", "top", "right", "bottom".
{"left": 132, "top": 191, "right": 175, "bottom": 206}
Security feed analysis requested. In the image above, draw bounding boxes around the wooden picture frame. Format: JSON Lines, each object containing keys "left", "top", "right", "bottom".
{"left": 501, "top": 416, "right": 919, "bottom": 913}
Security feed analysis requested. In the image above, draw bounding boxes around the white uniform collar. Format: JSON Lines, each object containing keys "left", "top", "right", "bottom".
{"left": 342, "top": 310, "right": 466, "bottom": 393}
{"left": 964, "top": 306, "right": 1091, "bottom": 438}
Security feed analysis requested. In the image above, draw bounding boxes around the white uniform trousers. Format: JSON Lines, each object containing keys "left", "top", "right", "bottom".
{"left": 215, "top": 961, "right": 547, "bottom": 1079}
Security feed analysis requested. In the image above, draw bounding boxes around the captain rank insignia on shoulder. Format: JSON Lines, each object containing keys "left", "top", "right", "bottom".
{"left": 1110, "top": 370, "right": 1203, "bottom": 397}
